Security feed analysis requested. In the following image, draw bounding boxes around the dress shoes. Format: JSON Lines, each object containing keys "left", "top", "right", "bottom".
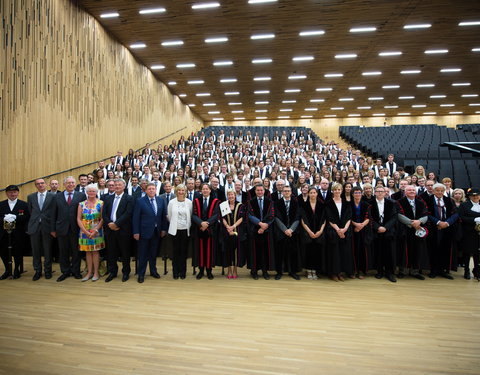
{"left": 32, "top": 272, "right": 42, "bottom": 281}
{"left": 73, "top": 273, "right": 83, "bottom": 280}
{"left": 464, "top": 271, "right": 471, "bottom": 280}
{"left": 262, "top": 272, "right": 270, "bottom": 280}
{"left": 338, "top": 275, "right": 345, "bottom": 281}
{"left": 45, "top": 273, "right": 52, "bottom": 280}
{"left": 122, "top": 274, "right": 129, "bottom": 282}
{"left": 151, "top": 272, "right": 161, "bottom": 279}
{"left": 274, "top": 273, "right": 282, "bottom": 280}
{"left": 196, "top": 272, "right": 204, "bottom": 280}
{"left": 411, "top": 273, "right": 425, "bottom": 280}
{"left": 428, "top": 272, "right": 437, "bottom": 279}
{"left": 397, "top": 272, "right": 405, "bottom": 279}
{"left": 180, "top": 274, "right": 186, "bottom": 279}
{"left": 375, "top": 273, "right": 384, "bottom": 279}
{"left": 289, "top": 273, "right": 300, "bottom": 280}
{"left": 13, "top": 269, "right": 21, "bottom": 279}
{"left": 173, "top": 275, "right": 179, "bottom": 280}
{"left": 440, "top": 272, "right": 454, "bottom": 280}
{"left": 207, "top": 272, "right": 214, "bottom": 280}
{"left": 57, "top": 273, "right": 69, "bottom": 282}
{"left": 82, "top": 275, "right": 93, "bottom": 282}
{"left": 138, "top": 275, "right": 145, "bottom": 283}
{"left": 105, "top": 274, "right": 116, "bottom": 282}
{"left": 0, "top": 272, "right": 11, "bottom": 280}
{"left": 330, "top": 275, "right": 339, "bottom": 282}
{"left": 386, "top": 274, "right": 397, "bottom": 283}
{"left": 92, "top": 275, "right": 100, "bottom": 282}
{"left": 251, "top": 272, "right": 259, "bottom": 280}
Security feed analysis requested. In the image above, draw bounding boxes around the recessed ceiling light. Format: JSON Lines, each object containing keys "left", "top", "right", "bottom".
{"left": 331, "top": 107, "right": 344, "bottom": 110}
{"left": 324, "top": 73, "right": 343, "bottom": 78}
{"left": 285, "top": 89, "right": 301, "bottom": 93}
{"left": 459, "top": 21, "right": 480, "bottom": 26}
{"left": 234, "top": 117, "right": 245, "bottom": 120}
{"left": 403, "top": 23, "right": 432, "bottom": 29}
{"left": 373, "top": 113, "right": 386, "bottom": 116}
{"left": 339, "top": 98, "right": 354, "bottom": 101}
{"left": 399, "top": 96, "right": 415, "bottom": 99}
{"left": 397, "top": 113, "right": 410, "bottom": 116}
{"left": 205, "top": 37, "right": 229, "bottom": 43}
{"left": 232, "top": 110, "right": 244, "bottom": 113}
{"left": 278, "top": 116, "right": 290, "bottom": 119}
{"left": 255, "top": 101, "right": 269, "bottom": 104}
{"left": 225, "top": 91, "right": 240, "bottom": 95}
{"left": 362, "top": 71, "right": 382, "bottom": 76}
{"left": 469, "top": 103, "right": 480, "bottom": 106}
{"left": 289, "top": 75, "right": 307, "bottom": 80}
{"left": 316, "top": 87, "right": 333, "bottom": 91}
{"left": 176, "top": 63, "right": 196, "bottom": 68}
{"left": 130, "top": 43, "right": 146, "bottom": 49}
{"left": 412, "top": 104, "right": 427, "bottom": 108}
{"left": 299, "top": 30, "right": 325, "bottom": 36}
{"left": 282, "top": 100, "right": 296, "bottom": 103}
{"left": 192, "top": 2, "right": 220, "bottom": 10}
{"left": 417, "top": 83, "right": 435, "bottom": 88}
{"left": 440, "top": 104, "right": 455, "bottom": 107}
{"left": 350, "top": 26, "right": 377, "bottom": 33}
{"left": 358, "top": 106, "right": 371, "bottom": 109}
{"left": 256, "top": 116, "right": 267, "bottom": 119}
{"left": 452, "top": 82, "right": 470, "bottom": 86}
{"left": 401, "top": 69, "right": 421, "bottom": 74}
{"left": 348, "top": 114, "right": 361, "bottom": 117}
{"left": 280, "top": 109, "right": 292, "bottom": 112}
{"left": 440, "top": 68, "right": 462, "bottom": 72}
{"left": 384, "top": 105, "right": 398, "bottom": 109}
{"left": 100, "top": 12, "right": 119, "bottom": 18}
{"left": 208, "top": 111, "right": 220, "bottom": 114}
{"left": 310, "top": 99, "right": 325, "bottom": 103}
{"left": 220, "top": 78, "right": 237, "bottom": 83}
{"left": 369, "top": 97, "right": 384, "bottom": 100}
{"left": 324, "top": 114, "right": 337, "bottom": 117}
{"left": 305, "top": 108, "right": 318, "bottom": 111}
{"left": 251, "top": 33, "right": 275, "bottom": 40}
{"left": 301, "top": 115, "right": 313, "bottom": 118}
{"left": 472, "top": 48, "right": 480, "bottom": 52}
{"left": 188, "top": 80, "right": 204, "bottom": 84}
{"left": 213, "top": 60, "right": 233, "bottom": 66}
{"left": 462, "top": 94, "right": 479, "bottom": 97}
{"left": 449, "top": 111, "right": 463, "bottom": 114}
{"left": 162, "top": 40, "right": 184, "bottom": 46}
{"left": 203, "top": 103, "right": 216, "bottom": 106}
{"left": 252, "top": 58, "right": 273, "bottom": 64}
{"left": 255, "top": 109, "right": 268, "bottom": 112}
{"left": 228, "top": 102, "right": 242, "bottom": 105}
{"left": 424, "top": 112, "right": 437, "bottom": 115}
{"left": 139, "top": 8, "right": 166, "bottom": 14}
{"left": 292, "top": 56, "right": 314, "bottom": 62}
{"left": 212, "top": 118, "right": 224, "bottom": 121}
{"left": 379, "top": 51, "right": 402, "bottom": 56}
{"left": 425, "top": 49, "right": 449, "bottom": 54}
{"left": 335, "top": 53, "right": 358, "bottom": 59}
{"left": 151, "top": 65, "right": 165, "bottom": 70}
{"left": 349, "top": 86, "right": 366, "bottom": 90}
{"left": 254, "top": 76, "right": 271, "bottom": 81}
{"left": 168, "top": 81, "right": 176, "bottom": 86}
{"left": 382, "top": 85, "right": 400, "bottom": 89}
{"left": 178, "top": 94, "right": 187, "bottom": 98}
{"left": 249, "top": 0, "right": 277, "bottom": 3}
{"left": 188, "top": 104, "right": 196, "bottom": 107}
{"left": 254, "top": 90, "right": 270, "bottom": 94}
{"left": 196, "top": 93, "right": 211, "bottom": 96}
{"left": 430, "top": 95, "right": 446, "bottom": 98}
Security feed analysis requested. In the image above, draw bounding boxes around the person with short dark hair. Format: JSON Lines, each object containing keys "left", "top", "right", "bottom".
{"left": 457, "top": 188, "right": 480, "bottom": 280}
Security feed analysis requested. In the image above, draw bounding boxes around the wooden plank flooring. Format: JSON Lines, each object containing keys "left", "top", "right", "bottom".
{"left": 1, "top": 262, "right": 479, "bottom": 375}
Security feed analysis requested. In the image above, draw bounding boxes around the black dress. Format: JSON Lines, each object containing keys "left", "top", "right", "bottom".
{"left": 220, "top": 202, "right": 247, "bottom": 267}
{"left": 300, "top": 201, "right": 326, "bottom": 273}
{"left": 351, "top": 200, "right": 373, "bottom": 274}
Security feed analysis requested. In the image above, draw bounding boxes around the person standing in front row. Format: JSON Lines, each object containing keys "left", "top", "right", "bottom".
{"left": 27, "top": 179, "right": 55, "bottom": 280}
{"left": 132, "top": 183, "right": 168, "bottom": 283}
{"left": 52, "top": 176, "right": 86, "bottom": 282}
{"left": 192, "top": 183, "right": 220, "bottom": 280}
{"left": 457, "top": 188, "right": 480, "bottom": 280}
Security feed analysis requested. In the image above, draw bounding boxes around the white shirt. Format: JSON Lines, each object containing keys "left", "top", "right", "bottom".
{"left": 111, "top": 193, "right": 123, "bottom": 222}
{"left": 376, "top": 199, "right": 385, "bottom": 221}
{"left": 176, "top": 201, "right": 188, "bottom": 230}
{"left": 37, "top": 192, "right": 46, "bottom": 208}
{"left": 8, "top": 199, "right": 17, "bottom": 211}
{"left": 335, "top": 201, "right": 342, "bottom": 216}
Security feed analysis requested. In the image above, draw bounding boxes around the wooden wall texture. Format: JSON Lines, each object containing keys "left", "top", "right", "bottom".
{"left": 0, "top": 0, "right": 202, "bottom": 195}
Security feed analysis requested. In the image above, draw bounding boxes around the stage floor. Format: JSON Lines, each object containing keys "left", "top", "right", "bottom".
{"left": 1, "top": 263, "right": 479, "bottom": 375}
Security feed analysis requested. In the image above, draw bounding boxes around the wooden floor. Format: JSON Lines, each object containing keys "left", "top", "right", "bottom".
{"left": 1, "top": 262, "right": 480, "bottom": 375}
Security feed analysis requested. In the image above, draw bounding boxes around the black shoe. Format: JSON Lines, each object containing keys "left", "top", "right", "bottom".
{"left": 57, "top": 273, "right": 69, "bottom": 282}
{"left": 13, "top": 270, "right": 21, "bottom": 279}
{"left": 387, "top": 274, "right": 397, "bottom": 283}
{"left": 251, "top": 272, "right": 259, "bottom": 280}
{"left": 73, "top": 273, "right": 82, "bottom": 280}
{"left": 440, "top": 272, "right": 454, "bottom": 280}
{"left": 151, "top": 272, "right": 161, "bottom": 279}
{"left": 32, "top": 272, "right": 42, "bottom": 281}
{"left": 262, "top": 272, "right": 270, "bottom": 280}
{"left": 397, "top": 272, "right": 405, "bottom": 279}
{"left": 196, "top": 272, "right": 204, "bottom": 280}
{"left": 122, "top": 274, "right": 129, "bottom": 282}
{"left": 274, "top": 273, "right": 282, "bottom": 280}
{"left": 207, "top": 272, "right": 214, "bottom": 280}
{"left": 180, "top": 275, "right": 186, "bottom": 279}
{"left": 464, "top": 271, "right": 471, "bottom": 280}
{"left": 173, "top": 275, "right": 179, "bottom": 280}
{"left": 45, "top": 272, "right": 52, "bottom": 280}
{"left": 375, "top": 273, "right": 383, "bottom": 279}
{"left": 289, "top": 273, "right": 300, "bottom": 280}
{"left": 105, "top": 274, "right": 117, "bottom": 282}
{"left": 412, "top": 273, "right": 425, "bottom": 280}
{"left": 138, "top": 276, "right": 144, "bottom": 283}
{"left": 0, "top": 272, "right": 11, "bottom": 280}
{"left": 428, "top": 272, "right": 437, "bottom": 279}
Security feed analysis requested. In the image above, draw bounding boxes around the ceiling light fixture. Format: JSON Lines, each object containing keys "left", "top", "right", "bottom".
{"left": 192, "top": 2, "right": 220, "bottom": 10}
{"left": 139, "top": 8, "right": 166, "bottom": 14}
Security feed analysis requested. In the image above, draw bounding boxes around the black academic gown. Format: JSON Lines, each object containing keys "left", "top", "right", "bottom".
{"left": 247, "top": 197, "right": 275, "bottom": 272}
{"left": 351, "top": 200, "right": 373, "bottom": 274}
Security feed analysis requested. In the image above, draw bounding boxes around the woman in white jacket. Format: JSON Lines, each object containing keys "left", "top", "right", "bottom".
{"left": 167, "top": 184, "right": 192, "bottom": 279}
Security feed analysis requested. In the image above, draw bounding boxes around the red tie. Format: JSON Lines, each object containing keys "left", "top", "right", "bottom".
{"left": 67, "top": 193, "right": 72, "bottom": 205}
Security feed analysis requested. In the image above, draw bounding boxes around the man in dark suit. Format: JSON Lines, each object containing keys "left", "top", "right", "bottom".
{"left": 274, "top": 185, "right": 300, "bottom": 280}
{"left": 271, "top": 179, "right": 285, "bottom": 202}
{"left": 209, "top": 176, "right": 226, "bottom": 202}
{"left": 75, "top": 174, "right": 89, "bottom": 194}
{"left": 102, "top": 179, "right": 134, "bottom": 282}
{"left": 318, "top": 178, "right": 332, "bottom": 203}
{"left": 419, "top": 179, "right": 435, "bottom": 202}
{"left": 132, "top": 183, "right": 168, "bottom": 283}
{"left": 186, "top": 178, "right": 201, "bottom": 201}
{"left": 0, "top": 185, "right": 30, "bottom": 279}
{"left": 52, "top": 176, "right": 86, "bottom": 281}
{"left": 159, "top": 181, "right": 176, "bottom": 206}
{"left": 234, "top": 180, "right": 248, "bottom": 204}
{"left": 27, "top": 179, "right": 55, "bottom": 280}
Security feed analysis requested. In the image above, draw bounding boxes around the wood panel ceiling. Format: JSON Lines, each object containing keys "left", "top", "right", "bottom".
{"left": 78, "top": 0, "right": 480, "bottom": 122}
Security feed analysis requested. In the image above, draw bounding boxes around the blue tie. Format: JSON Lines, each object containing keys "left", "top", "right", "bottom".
{"left": 259, "top": 198, "right": 263, "bottom": 220}
{"left": 150, "top": 198, "right": 157, "bottom": 215}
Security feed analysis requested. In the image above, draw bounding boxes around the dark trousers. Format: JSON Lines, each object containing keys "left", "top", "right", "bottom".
{"left": 252, "top": 233, "right": 269, "bottom": 272}
{"left": 137, "top": 228, "right": 160, "bottom": 277}
{"left": 105, "top": 229, "right": 131, "bottom": 276}
{"left": 429, "top": 232, "right": 453, "bottom": 274}
{"left": 58, "top": 231, "right": 81, "bottom": 276}
{"left": 172, "top": 230, "right": 189, "bottom": 277}
{"left": 30, "top": 230, "right": 53, "bottom": 274}
{"left": 0, "top": 234, "right": 24, "bottom": 274}
{"left": 275, "top": 237, "right": 298, "bottom": 274}
{"left": 374, "top": 235, "right": 395, "bottom": 275}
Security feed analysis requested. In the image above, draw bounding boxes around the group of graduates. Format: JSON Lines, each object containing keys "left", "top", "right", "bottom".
{"left": 1, "top": 127, "right": 480, "bottom": 283}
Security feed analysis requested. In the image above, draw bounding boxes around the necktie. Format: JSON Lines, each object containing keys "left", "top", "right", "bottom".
{"left": 259, "top": 198, "right": 263, "bottom": 220}
{"left": 111, "top": 195, "right": 121, "bottom": 221}
{"left": 203, "top": 198, "right": 208, "bottom": 214}
{"left": 39, "top": 193, "right": 45, "bottom": 210}
{"left": 67, "top": 193, "right": 72, "bottom": 205}
{"left": 323, "top": 191, "right": 326, "bottom": 200}
{"left": 150, "top": 198, "right": 157, "bottom": 215}
{"left": 166, "top": 193, "right": 170, "bottom": 203}
{"left": 285, "top": 200, "right": 290, "bottom": 215}
{"left": 188, "top": 192, "right": 193, "bottom": 201}
{"left": 81, "top": 187, "right": 85, "bottom": 194}
{"left": 410, "top": 200, "right": 416, "bottom": 216}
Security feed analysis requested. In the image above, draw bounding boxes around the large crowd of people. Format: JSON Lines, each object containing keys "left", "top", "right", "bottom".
{"left": 1, "top": 127, "right": 479, "bottom": 284}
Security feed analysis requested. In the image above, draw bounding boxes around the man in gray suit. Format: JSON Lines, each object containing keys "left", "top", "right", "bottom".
{"left": 52, "top": 176, "right": 86, "bottom": 281}
{"left": 27, "top": 179, "right": 55, "bottom": 280}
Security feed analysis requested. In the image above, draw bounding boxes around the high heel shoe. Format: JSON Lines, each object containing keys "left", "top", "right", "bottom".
{"left": 92, "top": 275, "right": 100, "bottom": 282}
{"left": 81, "top": 274, "right": 92, "bottom": 282}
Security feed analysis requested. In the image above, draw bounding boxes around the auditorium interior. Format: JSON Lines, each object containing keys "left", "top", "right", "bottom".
{"left": 1, "top": 1, "right": 480, "bottom": 374}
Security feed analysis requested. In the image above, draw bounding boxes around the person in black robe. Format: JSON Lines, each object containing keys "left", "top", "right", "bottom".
{"left": 457, "top": 188, "right": 480, "bottom": 280}
{"left": 192, "top": 183, "right": 220, "bottom": 279}
{"left": 325, "top": 183, "right": 353, "bottom": 281}
{"left": 350, "top": 187, "right": 372, "bottom": 279}
{"left": 274, "top": 185, "right": 302, "bottom": 280}
{"left": 300, "top": 186, "right": 326, "bottom": 279}
{"left": 247, "top": 184, "right": 275, "bottom": 280}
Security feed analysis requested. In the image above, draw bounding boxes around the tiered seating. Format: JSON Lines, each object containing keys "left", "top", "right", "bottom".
{"left": 201, "top": 126, "right": 321, "bottom": 141}
{"left": 340, "top": 124, "right": 480, "bottom": 189}
{"left": 457, "top": 124, "right": 480, "bottom": 135}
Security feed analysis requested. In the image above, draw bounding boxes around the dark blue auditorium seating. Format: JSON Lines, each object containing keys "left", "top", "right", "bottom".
{"left": 340, "top": 124, "right": 480, "bottom": 189}
{"left": 200, "top": 126, "right": 321, "bottom": 141}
